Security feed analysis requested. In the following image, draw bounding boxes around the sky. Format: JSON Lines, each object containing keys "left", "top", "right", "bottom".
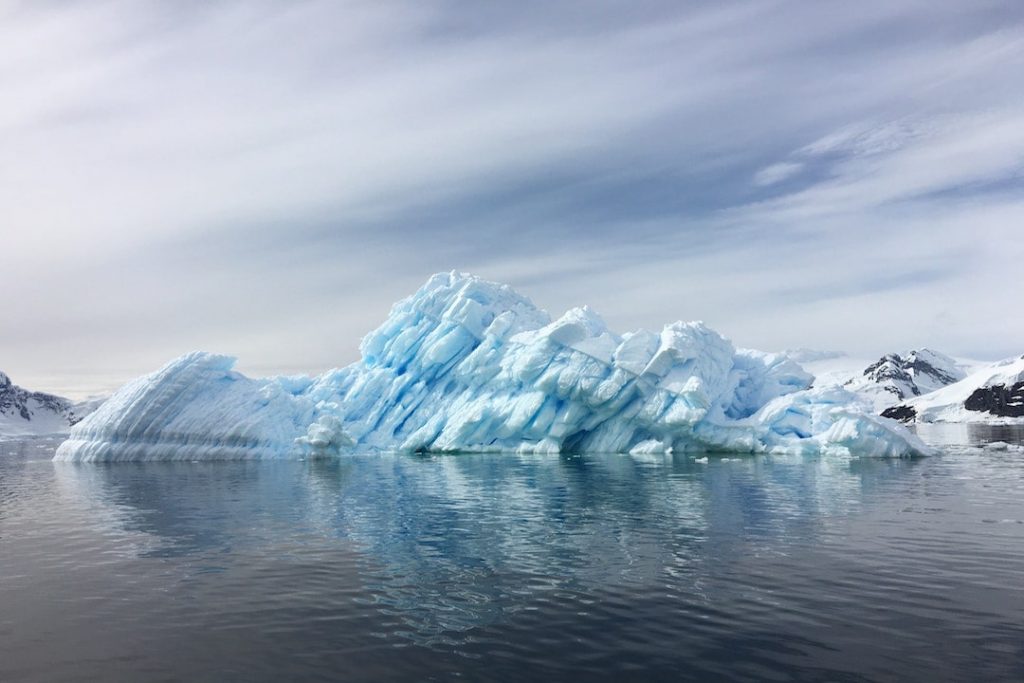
{"left": 3, "top": 0, "right": 1024, "bottom": 396}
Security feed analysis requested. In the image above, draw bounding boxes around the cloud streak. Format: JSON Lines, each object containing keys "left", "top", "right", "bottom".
{"left": 2, "top": 0, "right": 1023, "bottom": 394}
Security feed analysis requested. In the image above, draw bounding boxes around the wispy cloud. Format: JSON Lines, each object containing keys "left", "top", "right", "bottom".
{"left": 2, "top": 0, "right": 1023, "bottom": 390}
{"left": 753, "top": 162, "right": 803, "bottom": 187}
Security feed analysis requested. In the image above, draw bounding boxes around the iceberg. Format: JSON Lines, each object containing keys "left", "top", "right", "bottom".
{"left": 55, "top": 272, "right": 932, "bottom": 461}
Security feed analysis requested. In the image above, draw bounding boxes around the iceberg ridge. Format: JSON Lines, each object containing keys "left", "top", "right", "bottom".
{"left": 55, "top": 272, "right": 932, "bottom": 461}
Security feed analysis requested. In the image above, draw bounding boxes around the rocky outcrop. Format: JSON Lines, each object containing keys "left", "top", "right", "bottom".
{"left": 964, "top": 381, "right": 1024, "bottom": 418}
{"left": 880, "top": 405, "right": 917, "bottom": 423}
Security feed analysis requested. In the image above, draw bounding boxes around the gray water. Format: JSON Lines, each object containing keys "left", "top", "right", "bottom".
{"left": 2, "top": 427, "right": 1023, "bottom": 682}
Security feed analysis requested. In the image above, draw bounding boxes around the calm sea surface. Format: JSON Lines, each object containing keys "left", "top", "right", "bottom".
{"left": 2, "top": 427, "right": 1023, "bottom": 682}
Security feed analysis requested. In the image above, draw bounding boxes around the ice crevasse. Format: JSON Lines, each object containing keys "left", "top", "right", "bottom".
{"left": 55, "top": 272, "right": 931, "bottom": 461}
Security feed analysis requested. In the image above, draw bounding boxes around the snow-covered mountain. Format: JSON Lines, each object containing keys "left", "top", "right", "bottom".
{"left": 0, "top": 372, "right": 101, "bottom": 437}
{"left": 56, "top": 272, "right": 929, "bottom": 462}
{"left": 843, "top": 349, "right": 973, "bottom": 410}
{"left": 881, "top": 356, "right": 1024, "bottom": 423}
{"left": 790, "top": 349, "right": 980, "bottom": 412}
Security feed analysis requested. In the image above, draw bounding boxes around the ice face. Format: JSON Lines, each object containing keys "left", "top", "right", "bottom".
{"left": 57, "top": 352, "right": 320, "bottom": 461}
{"left": 54, "top": 272, "right": 933, "bottom": 461}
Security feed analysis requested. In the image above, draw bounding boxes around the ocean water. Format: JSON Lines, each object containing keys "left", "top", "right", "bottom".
{"left": 2, "top": 429, "right": 1023, "bottom": 682}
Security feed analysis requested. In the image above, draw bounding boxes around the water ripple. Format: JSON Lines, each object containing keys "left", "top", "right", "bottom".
{"left": 1, "top": 434, "right": 1023, "bottom": 681}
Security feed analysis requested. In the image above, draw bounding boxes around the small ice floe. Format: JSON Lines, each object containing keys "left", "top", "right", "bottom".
{"left": 984, "top": 441, "right": 1024, "bottom": 452}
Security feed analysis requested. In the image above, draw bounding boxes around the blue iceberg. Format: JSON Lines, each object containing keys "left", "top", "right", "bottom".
{"left": 55, "top": 273, "right": 931, "bottom": 461}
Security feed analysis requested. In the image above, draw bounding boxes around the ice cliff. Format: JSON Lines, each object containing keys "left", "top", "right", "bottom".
{"left": 55, "top": 273, "right": 931, "bottom": 461}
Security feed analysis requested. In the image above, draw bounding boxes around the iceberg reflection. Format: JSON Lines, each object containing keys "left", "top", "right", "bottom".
{"left": 50, "top": 451, "right": 920, "bottom": 644}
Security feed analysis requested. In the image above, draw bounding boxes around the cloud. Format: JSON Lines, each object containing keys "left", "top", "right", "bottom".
{"left": 753, "top": 162, "right": 803, "bottom": 186}
{"left": 1, "top": 0, "right": 1023, "bottom": 392}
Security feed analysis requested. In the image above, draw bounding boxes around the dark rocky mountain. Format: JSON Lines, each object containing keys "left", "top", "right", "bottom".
{"left": 851, "top": 348, "right": 965, "bottom": 401}
{"left": 879, "top": 355, "right": 1024, "bottom": 423}
{"left": 0, "top": 371, "right": 92, "bottom": 435}
{"left": 1, "top": 371, "right": 69, "bottom": 417}
{"left": 880, "top": 404, "right": 917, "bottom": 422}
